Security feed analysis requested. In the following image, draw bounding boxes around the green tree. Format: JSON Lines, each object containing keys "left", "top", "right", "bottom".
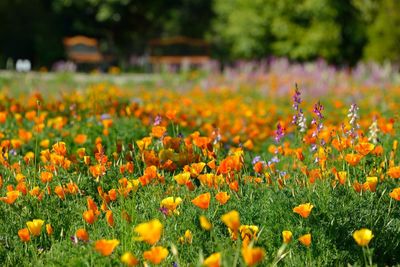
{"left": 363, "top": 0, "right": 400, "bottom": 62}
{"left": 211, "top": 0, "right": 366, "bottom": 64}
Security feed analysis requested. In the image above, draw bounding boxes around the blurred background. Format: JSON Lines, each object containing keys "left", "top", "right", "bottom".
{"left": 0, "top": 0, "right": 399, "bottom": 72}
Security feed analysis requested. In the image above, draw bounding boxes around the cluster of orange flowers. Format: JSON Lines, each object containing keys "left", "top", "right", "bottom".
{"left": 0, "top": 80, "right": 398, "bottom": 265}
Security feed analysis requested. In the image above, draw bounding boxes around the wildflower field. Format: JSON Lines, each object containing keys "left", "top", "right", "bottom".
{"left": 1, "top": 61, "right": 400, "bottom": 266}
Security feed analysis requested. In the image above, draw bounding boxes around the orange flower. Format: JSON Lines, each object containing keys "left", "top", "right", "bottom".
{"left": 54, "top": 185, "right": 65, "bottom": 200}
{"left": 151, "top": 126, "right": 167, "bottom": 138}
{"left": 298, "top": 233, "right": 312, "bottom": 247}
{"left": 121, "top": 252, "right": 139, "bottom": 266}
{"left": 40, "top": 171, "right": 53, "bottom": 183}
{"left": 94, "top": 239, "right": 119, "bottom": 256}
{"left": 240, "top": 225, "right": 259, "bottom": 247}
{"left": 293, "top": 203, "right": 314, "bottom": 218}
{"left": 0, "top": 190, "right": 20, "bottom": 204}
{"left": 335, "top": 171, "right": 347, "bottom": 185}
{"left": 74, "top": 134, "right": 87, "bottom": 145}
{"left": 354, "top": 142, "right": 375, "bottom": 156}
{"left": 221, "top": 210, "right": 240, "bottom": 232}
{"left": 26, "top": 219, "right": 44, "bottom": 236}
{"left": 46, "top": 224, "right": 53, "bottom": 235}
{"left": 106, "top": 210, "right": 114, "bottom": 227}
{"left": 143, "top": 246, "right": 169, "bottom": 264}
{"left": 134, "top": 219, "right": 162, "bottom": 245}
{"left": 241, "top": 245, "right": 265, "bottom": 266}
{"left": 83, "top": 210, "right": 97, "bottom": 224}
{"left": 282, "top": 230, "right": 293, "bottom": 244}
{"left": 363, "top": 177, "right": 378, "bottom": 192}
{"left": 76, "top": 228, "right": 89, "bottom": 242}
{"left": 345, "top": 153, "right": 363, "bottom": 166}
{"left": 199, "top": 215, "right": 212, "bottom": 231}
{"left": 203, "top": 252, "right": 221, "bottom": 267}
{"left": 389, "top": 187, "right": 400, "bottom": 201}
{"left": 388, "top": 166, "right": 400, "bottom": 179}
{"left": 215, "top": 192, "right": 230, "bottom": 205}
{"left": 191, "top": 192, "right": 211, "bottom": 210}
{"left": 18, "top": 228, "right": 30, "bottom": 242}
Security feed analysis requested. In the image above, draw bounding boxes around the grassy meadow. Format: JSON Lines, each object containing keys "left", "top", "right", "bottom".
{"left": 0, "top": 62, "right": 400, "bottom": 266}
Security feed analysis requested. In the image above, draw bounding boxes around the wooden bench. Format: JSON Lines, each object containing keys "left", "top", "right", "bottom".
{"left": 148, "top": 36, "right": 210, "bottom": 70}
{"left": 63, "top": 35, "right": 103, "bottom": 64}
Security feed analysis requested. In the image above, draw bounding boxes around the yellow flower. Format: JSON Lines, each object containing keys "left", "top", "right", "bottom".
{"left": 179, "top": 229, "right": 193, "bottom": 244}
{"left": 282, "top": 230, "right": 293, "bottom": 244}
{"left": 221, "top": 210, "right": 240, "bottom": 232}
{"left": 353, "top": 228, "right": 374, "bottom": 247}
{"left": 174, "top": 172, "right": 191, "bottom": 185}
{"left": 121, "top": 252, "right": 139, "bottom": 266}
{"left": 134, "top": 219, "right": 163, "bottom": 245}
{"left": 199, "top": 215, "right": 212, "bottom": 231}
{"left": 203, "top": 252, "right": 221, "bottom": 267}
{"left": 160, "top": 196, "right": 182, "bottom": 215}
{"left": 26, "top": 219, "right": 44, "bottom": 236}
{"left": 239, "top": 225, "right": 259, "bottom": 247}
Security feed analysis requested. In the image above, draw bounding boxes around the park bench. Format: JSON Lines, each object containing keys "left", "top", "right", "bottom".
{"left": 148, "top": 36, "right": 210, "bottom": 71}
{"left": 63, "top": 35, "right": 103, "bottom": 64}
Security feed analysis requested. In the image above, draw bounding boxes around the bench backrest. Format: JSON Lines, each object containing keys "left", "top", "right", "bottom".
{"left": 63, "top": 36, "right": 103, "bottom": 63}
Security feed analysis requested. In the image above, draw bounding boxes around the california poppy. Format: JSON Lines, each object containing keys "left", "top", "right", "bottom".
{"left": 203, "top": 252, "right": 221, "bottom": 267}
{"left": 191, "top": 192, "right": 211, "bottom": 210}
{"left": 241, "top": 245, "right": 265, "bottom": 266}
{"left": 94, "top": 239, "right": 119, "bottom": 256}
{"left": 134, "top": 219, "right": 162, "bottom": 245}
{"left": 18, "top": 228, "right": 30, "bottom": 242}
{"left": 121, "top": 252, "right": 139, "bottom": 266}
{"left": 298, "top": 233, "right": 312, "bottom": 247}
{"left": 215, "top": 192, "right": 230, "bottom": 205}
{"left": 76, "top": 228, "right": 89, "bottom": 242}
{"left": 26, "top": 219, "right": 44, "bottom": 236}
{"left": 293, "top": 203, "right": 314, "bottom": 218}
{"left": 353, "top": 229, "right": 374, "bottom": 247}
{"left": 143, "top": 246, "right": 168, "bottom": 264}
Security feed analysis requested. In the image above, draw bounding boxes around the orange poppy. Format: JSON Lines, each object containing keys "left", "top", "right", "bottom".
{"left": 106, "top": 210, "right": 114, "bottom": 227}
{"left": 389, "top": 187, "right": 400, "bottom": 201}
{"left": 83, "top": 210, "right": 97, "bottom": 224}
{"left": 215, "top": 192, "right": 230, "bottom": 205}
{"left": 241, "top": 245, "right": 265, "bottom": 266}
{"left": 143, "top": 246, "right": 169, "bottom": 264}
{"left": 293, "top": 203, "right": 314, "bottom": 218}
{"left": 191, "top": 192, "right": 211, "bottom": 209}
{"left": 354, "top": 142, "right": 375, "bottom": 156}
{"left": 203, "top": 252, "right": 221, "bottom": 267}
{"left": 0, "top": 190, "right": 20, "bottom": 204}
{"left": 94, "top": 239, "right": 119, "bottom": 256}
{"left": 345, "top": 153, "right": 363, "bottom": 166}
{"left": 298, "top": 233, "right": 312, "bottom": 247}
{"left": 18, "top": 228, "right": 30, "bottom": 242}
{"left": 388, "top": 166, "right": 400, "bottom": 179}
{"left": 76, "top": 228, "right": 89, "bottom": 242}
